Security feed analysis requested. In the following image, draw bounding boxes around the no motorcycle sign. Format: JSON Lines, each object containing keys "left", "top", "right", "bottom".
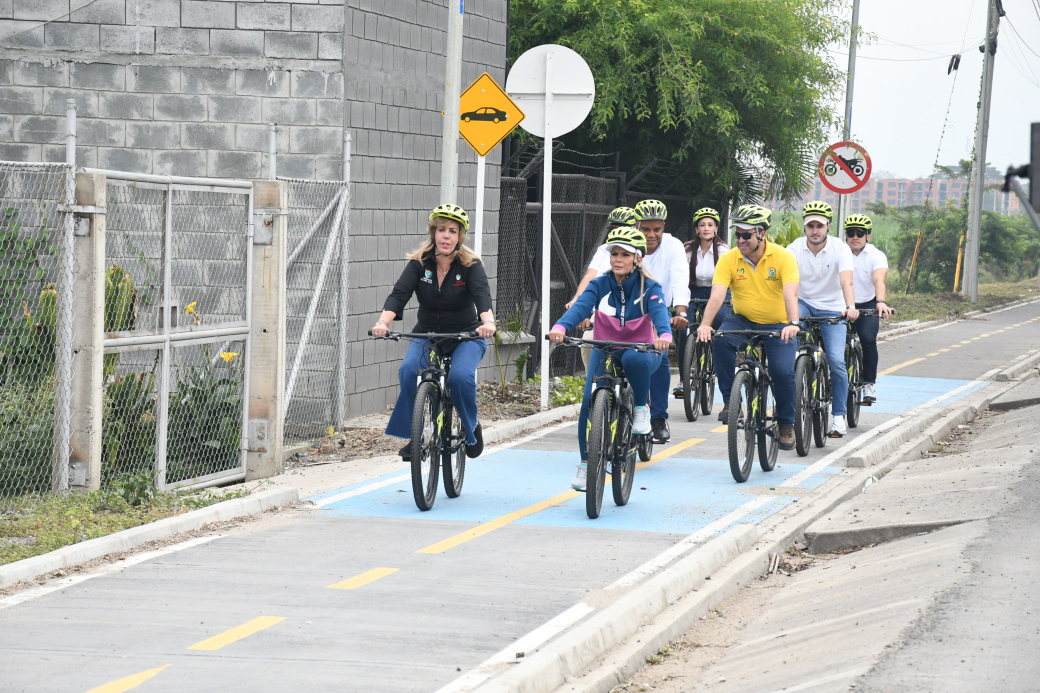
{"left": 818, "top": 141, "right": 872, "bottom": 194}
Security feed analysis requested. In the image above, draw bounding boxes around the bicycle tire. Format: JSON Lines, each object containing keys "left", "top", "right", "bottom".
{"left": 682, "top": 335, "right": 700, "bottom": 422}
{"left": 727, "top": 369, "right": 756, "bottom": 483}
{"left": 612, "top": 388, "right": 636, "bottom": 506}
{"left": 441, "top": 403, "right": 466, "bottom": 498}
{"left": 585, "top": 388, "right": 612, "bottom": 519}
{"left": 813, "top": 356, "right": 831, "bottom": 449}
{"left": 410, "top": 381, "right": 441, "bottom": 511}
{"left": 700, "top": 343, "right": 716, "bottom": 415}
{"left": 637, "top": 434, "right": 654, "bottom": 462}
{"left": 794, "top": 355, "right": 812, "bottom": 457}
{"left": 758, "top": 382, "right": 779, "bottom": 472}
{"left": 847, "top": 344, "right": 862, "bottom": 429}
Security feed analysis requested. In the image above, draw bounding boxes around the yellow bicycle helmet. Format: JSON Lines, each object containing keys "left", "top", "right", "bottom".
{"left": 429, "top": 203, "right": 470, "bottom": 230}
{"left": 605, "top": 227, "right": 648, "bottom": 257}
{"left": 634, "top": 199, "right": 668, "bottom": 221}
{"left": 693, "top": 207, "right": 721, "bottom": 223}
{"left": 801, "top": 200, "right": 833, "bottom": 220}
{"left": 607, "top": 206, "right": 638, "bottom": 228}
{"left": 844, "top": 213, "right": 873, "bottom": 231}
{"left": 731, "top": 204, "right": 772, "bottom": 229}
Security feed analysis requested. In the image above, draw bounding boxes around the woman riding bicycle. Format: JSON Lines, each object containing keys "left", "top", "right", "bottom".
{"left": 674, "top": 207, "right": 731, "bottom": 398}
{"left": 371, "top": 204, "right": 496, "bottom": 461}
{"left": 548, "top": 228, "right": 673, "bottom": 491}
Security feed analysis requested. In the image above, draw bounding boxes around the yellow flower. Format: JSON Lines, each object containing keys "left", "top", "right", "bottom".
{"left": 327, "top": 426, "right": 336, "bottom": 437}
{"left": 184, "top": 301, "right": 197, "bottom": 315}
{"left": 219, "top": 351, "right": 239, "bottom": 363}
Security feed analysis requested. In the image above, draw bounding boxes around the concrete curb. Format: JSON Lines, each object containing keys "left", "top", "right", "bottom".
{"left": 483, "top": 404, "right": 581, "bottom": 446}
{"left": 994, "top": 350, "right": 1040, "bottom": 382}
{"left": 0, "top": 487, "right": 298, "bottom": 590}
{"left": 476, "top": 525, "right": 760, "bottom": 693}
{"left": 805, "top": 519, "right": 968, "bottom": 554}
{"left": 877, "top": 319, "right": 938, "bottom": 341}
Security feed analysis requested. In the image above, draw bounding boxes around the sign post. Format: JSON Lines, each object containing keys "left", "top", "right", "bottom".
{"left": 818, "top": 141, "right": 872, "bottom": 243}
{"left": 507, "top": 45, "right": 595, "bottom": 410}
{"left": 458, "top": 72, "right": 525, "bottom": 256}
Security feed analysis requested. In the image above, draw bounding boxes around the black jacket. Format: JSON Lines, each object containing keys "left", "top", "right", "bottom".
{"left": 383, "top": 255, "right": 493, "bottom": 335}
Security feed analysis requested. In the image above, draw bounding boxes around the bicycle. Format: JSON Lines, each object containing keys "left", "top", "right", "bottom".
{"left": 546, "top": 334, "right": 657, "bottom": 518}
{"left": 680, "top": 298, "right": 719, "bottom": 422}
{"left": 369, "top": 330, "right": 482, "bottom": 511}
{"left": 793, "top": 316, "right": 845, "bottom": 456}
{"left": 844, "top": 307, "right": 894, "bottom": 428}
{"left": 714, "top": 329, "right": 781, "bottom": 483}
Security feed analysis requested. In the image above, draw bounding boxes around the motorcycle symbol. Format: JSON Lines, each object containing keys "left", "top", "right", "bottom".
{"left": 824, "top": 154, "right": 865, "bottom": 178}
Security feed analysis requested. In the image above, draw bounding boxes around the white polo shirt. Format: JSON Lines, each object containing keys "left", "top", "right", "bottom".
{"left": 851, "top": 243, "right": 889, "bottom": 302}
{"left": 786, "top": 236, "right": 854, "bottom": 312}
{"left": 589, "top": 232, "right": 691, "bottom": 307}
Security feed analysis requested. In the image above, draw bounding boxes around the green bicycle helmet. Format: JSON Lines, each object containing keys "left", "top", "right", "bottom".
{"left": 607, "top": 206, "right": 638, "bottom": 228}
{"left": 844, "top": 213, "right": 873, "bottom": 231}
{"left": 634, "top": 199, "right": 668, "bottom": 221}
{"left": 692, "top": 207, "right": 721, "bottom": 224}
{"left": 731, "top": 204, "right": 772, "bottom": 229}
{"left": 429, "top": 203, "right": 470, "bottom": 230}
{"left": 801, "top": 200, "right": 834, "bottom": 219}
{"left": 604, "top": 227, "right": 648, "bottom": 257}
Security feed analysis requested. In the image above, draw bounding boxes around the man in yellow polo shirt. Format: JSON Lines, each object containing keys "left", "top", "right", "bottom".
{"left": 696, "top": 204, "right": 800, "bottom": 450}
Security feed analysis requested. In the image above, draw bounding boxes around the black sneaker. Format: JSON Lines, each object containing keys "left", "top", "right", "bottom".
{"left": 673, "top": 386, "right": 684, "bottom": 400}
{"left": 651, "top": 418, "right": 670, "bottom": 443}
{"left": 465, "top": 422, "right": 484, "bottom": 458}
{"left": 718, "top": 405, "right": 729, "bottom": 423}
{"left": 399, "top": 443, "right": 411, "bottom": 461}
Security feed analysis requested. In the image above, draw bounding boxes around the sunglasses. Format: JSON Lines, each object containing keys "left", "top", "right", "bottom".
{"left": 845, "top": 229, "right": 869, "bottom": 238}
{"left": 733, "top": 231, "right": 757, "bottom": 241}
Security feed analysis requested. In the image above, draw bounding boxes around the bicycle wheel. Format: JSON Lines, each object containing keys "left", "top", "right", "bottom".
{"left": 813, "top": 357, "right": 831, "bottom": 449}
{"left": 846, "top": 345, "right": 862, "bottom": 429}
{"left": 793, "top": 355, "right": 812, "bottom": 457}
{"left": 757, "top": 382, "right": 779, "bottom": 472}
{"left": 410, "top": 381, "right": 441, "bottom": 511}
{"left": 682, "top": 335, "right": 700, "bottom": 422}
{"left": 612, "top": 388, "right": 636, "bottom": 506}
{"left": 700, "top": 342, "right": 716, "bottom": 415}
{"left": 585, "top": 389, "right": 612, "bottom": 519}
{"left": 727, "top": 369, "right": 756, "bottom": 483}
{"left": 441, "top": 403, "right": 466, "bottom": 498}
{"left": 637, "top": 433, "right": 654, "bottom": 462}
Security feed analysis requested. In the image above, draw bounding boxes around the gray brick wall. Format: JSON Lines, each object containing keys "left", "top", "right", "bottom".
{"left": 0, "top": 0, "right": 508, "bottom": 422}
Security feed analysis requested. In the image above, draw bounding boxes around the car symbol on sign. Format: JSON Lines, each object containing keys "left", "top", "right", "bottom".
{"left": 462, "top": 107, "right": 508, "bottom": 123}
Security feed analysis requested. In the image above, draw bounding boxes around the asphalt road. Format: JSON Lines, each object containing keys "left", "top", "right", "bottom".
{"left": 1, "top": 299, "right": 1037, "bottom": 693}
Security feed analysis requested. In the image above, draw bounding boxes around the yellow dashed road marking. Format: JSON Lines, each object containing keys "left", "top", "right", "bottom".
{"left": 85, "top": 665, "right": 171, "bottom": 693}
{"left": 188, "top": 616, "right": 285, "bottom": 651}
{"left": 328, "top": 567, "right": 398, "bottom": 590}
{"left": 878, "top": 358, "right": 926, "bottom": 376}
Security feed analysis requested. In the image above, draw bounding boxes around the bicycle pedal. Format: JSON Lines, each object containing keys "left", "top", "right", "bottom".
{"left": 827, "top": 431, "right": 844, "bottom": 439}
{"left": 860, "top": 400, "right": 873, "bottom": 406}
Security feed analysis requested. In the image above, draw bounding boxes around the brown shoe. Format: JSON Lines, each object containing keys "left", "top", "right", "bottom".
{"left": 779, "top": 426, "right": 795, "bottom": 451}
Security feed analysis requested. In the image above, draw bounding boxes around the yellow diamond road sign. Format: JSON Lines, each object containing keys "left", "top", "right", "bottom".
{"left": 459, "top": 72, "right": 525, "bottom": 158}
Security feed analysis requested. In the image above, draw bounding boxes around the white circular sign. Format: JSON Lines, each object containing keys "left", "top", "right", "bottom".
{"left": 506, "top": 44, "right": 595, "bottom": 139}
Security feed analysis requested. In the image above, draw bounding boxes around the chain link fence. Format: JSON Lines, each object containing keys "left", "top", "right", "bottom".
{"left": 280, "top": 178, "right": 349, "bottom": 443}
{"left": 0, "top": 162, "right": 74, "bottom": 506}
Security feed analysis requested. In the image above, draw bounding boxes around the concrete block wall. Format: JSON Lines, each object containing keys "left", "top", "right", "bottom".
{"left": 1, "top": 0, "right": 508, "bottom": 422}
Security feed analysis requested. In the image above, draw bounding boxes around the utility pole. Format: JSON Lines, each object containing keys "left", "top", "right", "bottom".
{"left": 835, "top": 0, "right": 861, "bottom": 243}
{"left": 439, "top": 0, "right": 465, "bottom": 204}
{"left": 963, "top": 0, "right": 1002, "bottom": 301}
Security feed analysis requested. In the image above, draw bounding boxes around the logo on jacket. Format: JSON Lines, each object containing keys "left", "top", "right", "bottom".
{"left": 768, "top": 268, "right": 777, "bottom": 280}
{"left": 422, "top": 269, "right": 433, "bottom": 284}
{"left": 456, "top": 274, "right": 461, "bottom": 281}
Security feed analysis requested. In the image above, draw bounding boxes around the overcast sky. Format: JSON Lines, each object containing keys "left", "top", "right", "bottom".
{"left": 831, "top": 0, "right": 1040, "bottom": 179}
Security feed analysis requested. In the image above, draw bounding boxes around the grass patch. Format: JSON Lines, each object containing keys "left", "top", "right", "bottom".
{"left": 891, "top": 279, "right": 1039, "bottom": 324}
{"left": 0, "top": 484, "right": 250, "bottom": 567}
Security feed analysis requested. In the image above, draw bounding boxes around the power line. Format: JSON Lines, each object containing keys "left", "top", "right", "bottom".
{"left": 1005, "top": 16, "right": 1040, "bottom": 61}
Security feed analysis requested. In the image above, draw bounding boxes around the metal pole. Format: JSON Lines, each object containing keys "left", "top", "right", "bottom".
{"left": 835, "top": 0, "right": 861, "bottom": 244}
{"left": 268, "top": 123, "right": 277, "bottom": 181}
{"left": 963, "top": 0, "right": 1000, "bottom": 301}
{"left": 1009, "top": 176, "right": 1040, "bottom": 235}
{"left": 439, "top": 0, "right": 465, "bottom": 204}
{"left": 54, "top": 100, "right": 76, "bottom": 491}
{"left": 474, "top": 154, "right": 485, "bottom": 255}
{"left": 336, "top": 130, "right": 352, "bottom": 428}
{"left": 539, "top": 50, "right": 554, "bottom": 411}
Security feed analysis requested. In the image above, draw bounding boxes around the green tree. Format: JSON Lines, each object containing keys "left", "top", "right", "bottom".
{"left": 510, "top": 0, "right": 847, "bottom": 202}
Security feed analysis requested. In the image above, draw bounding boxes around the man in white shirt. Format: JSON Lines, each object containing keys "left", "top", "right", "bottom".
{"left": 566, "top": 199, "right": 690, "bottom": 442}
{"left": 787, "top": 201, "right": 859, "bottom": 437}
{"left": 845, "top": 213, "right": 894, "bottom": 404}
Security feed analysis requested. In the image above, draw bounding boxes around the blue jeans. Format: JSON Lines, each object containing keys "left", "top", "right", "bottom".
{"left": 799, "top": 300, "right": 848, "bottom": 416}
{"left": 650, "top": 352, "right": 671, "bottom": 420}
{"left": 854, "top": 298, "right": 880, "bottom": 383}
{"left": 676, "top": 286, "right": 732, "bottom": 386}
{"left": 713, "top": 314, "right": 797, "bottom": 427}
{"left": 385, "top": 338, "right": 487, "bottom": 445}
{"left": 579, "top": 346, "right": 663, "bottom": 459}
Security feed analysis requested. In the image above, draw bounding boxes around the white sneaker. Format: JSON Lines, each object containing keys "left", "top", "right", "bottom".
{"left": 633, "top": 405, "right": 651, "bottom": 435}
{"left": 863, "top": 383, "right": 876, "bottom": 403}
{"left": 571, "top": 462, "right": 588, "bottom": 491}
{"left": 830, "top": 414, "right": 847, "bottom": 437}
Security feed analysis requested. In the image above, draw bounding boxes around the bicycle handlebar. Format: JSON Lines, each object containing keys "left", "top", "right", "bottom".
{"left": 369, "top": 330, "right": 481, "bottom": 341}
{"left": 715, "top": 329, "right": 783, "bottom": 339}
{"left": 799, "top": 316, "right": 846, "bottom": 326}
{"left": 544, "top": 334, "right": 658, "bottom": 353}
{"left": 855, "top": 307, "right": 895, "bottom": 317}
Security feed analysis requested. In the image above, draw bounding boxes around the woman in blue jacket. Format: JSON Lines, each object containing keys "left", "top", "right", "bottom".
{"left": 548, "top": 228, "right": 673, "bottom": 491}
